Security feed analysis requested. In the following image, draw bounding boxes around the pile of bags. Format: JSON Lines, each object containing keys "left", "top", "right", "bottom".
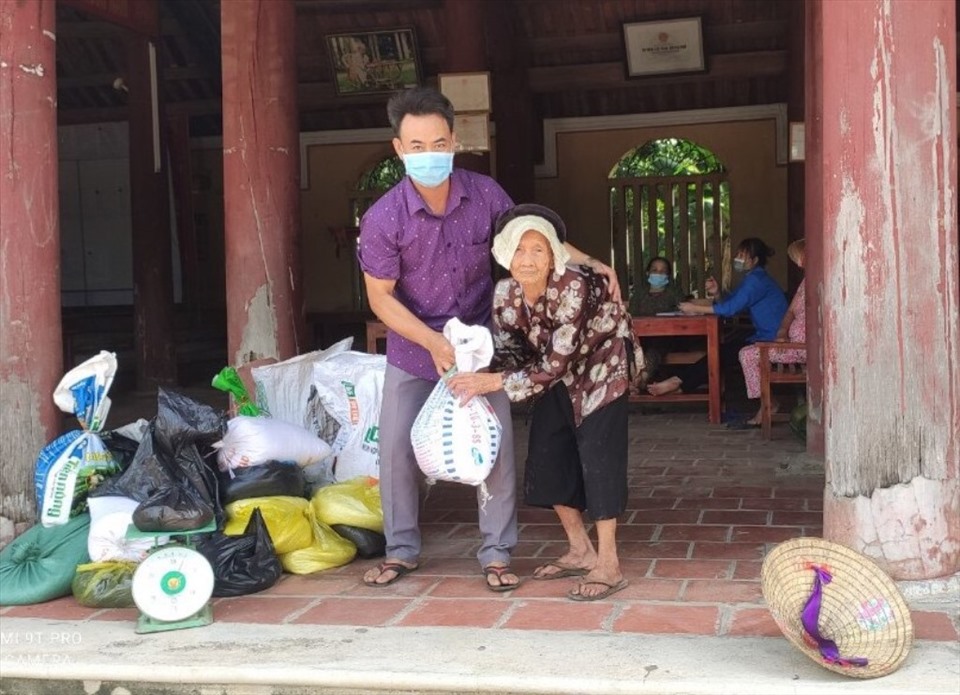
{"left": 0, "top": 349, "right": 388, "bottom": 608}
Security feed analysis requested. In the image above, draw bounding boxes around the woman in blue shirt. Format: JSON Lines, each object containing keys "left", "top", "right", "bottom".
{"left": 647, "top": 237, "right": 787, "bottom": 398}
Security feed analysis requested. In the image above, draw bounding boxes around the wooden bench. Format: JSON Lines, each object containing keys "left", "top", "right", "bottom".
{"left": 756, "top": 341, "right": 807, "bottom": 439}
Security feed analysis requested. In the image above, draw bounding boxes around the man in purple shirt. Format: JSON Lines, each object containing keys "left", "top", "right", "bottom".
{"left": 358, "top": 87, "right": 618, "bottom": 591}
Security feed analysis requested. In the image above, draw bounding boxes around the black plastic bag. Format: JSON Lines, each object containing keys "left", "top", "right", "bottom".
{"left": 90, "top": 390, "right": 223, "bottom": 530}
{"left": 331, "top": 524, "right": 385, "bottom": 559}
{"left": 195, "top": 509, "right": 282, "bottom": 597}
{"left": 218, "top": 461, "right": 306, "bottom": 506}
{"left": 99, "top": 430, "right": 141, "bottom": 473}
{"left": 154, "top": 388, "right": 226, "bottom": 455}
{"left": 133, "top": 484, "right": 215, "bottom": 532}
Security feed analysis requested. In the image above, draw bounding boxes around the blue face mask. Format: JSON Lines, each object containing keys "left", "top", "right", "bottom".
{"left": 648, "top": 273, "right": 669, "bottom": 289}
{"left": 733, "top": 258, "right": 747, "bottom": 273}
{"left": 402, "top": 152, "right": 454, "bottom": 188}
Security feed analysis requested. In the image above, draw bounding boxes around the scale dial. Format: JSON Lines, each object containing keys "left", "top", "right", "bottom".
{"left": 132, "top": 545, "right": 214, "bottom": 622}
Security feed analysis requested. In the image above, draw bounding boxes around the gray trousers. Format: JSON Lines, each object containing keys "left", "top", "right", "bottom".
{"left": 378, "top": 363, "right": 518, "bottom": 568}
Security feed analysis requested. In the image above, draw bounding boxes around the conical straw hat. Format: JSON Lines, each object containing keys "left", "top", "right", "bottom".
{"left": 761, "top": 537, "right": 913, "bottom": 679}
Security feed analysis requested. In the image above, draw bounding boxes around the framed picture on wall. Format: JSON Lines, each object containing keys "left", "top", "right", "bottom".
{"left": 453, "top": 113, "right": 490, "bottom": 152}
{"left": 326, "top": 28, "right": 421, "bottom": 96}
{"left": 439, "top": 72, "right": 491, "bottom": 113}
{"left": 623, "top": 17, "right": 705, "bottom": 77}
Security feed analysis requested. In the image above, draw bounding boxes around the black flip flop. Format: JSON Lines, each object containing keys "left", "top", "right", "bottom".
{"left": 363, "top": 561, "right": 418, "bottom": 587}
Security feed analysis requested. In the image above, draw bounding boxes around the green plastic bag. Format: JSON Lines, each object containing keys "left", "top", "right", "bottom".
{"left": 72, "top": 561, "right": 136, "bottom": 608}
{"left": 311, "top": 477, "right": 383, "bottom": 532}
{"left": 212, "top": 366, "right": 262, "bottom": 417}
{"left": 0, "top": 513, "right": 91, "bottom": 605}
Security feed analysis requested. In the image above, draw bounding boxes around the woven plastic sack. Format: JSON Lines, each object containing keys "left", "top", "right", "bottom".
{"left": 35, "top": 351, "right": 120, "bottom": 526}
{"left": 310, "top": 477, "right": 383, "bottom": 532}
{"left": 223, "top": 496, "right": 313, "bottom": 555}
{"left": 251, "top": 338, "right": 353, "bottom": 427}
{"left": 410, "top": 377, "right": 501, "bottom": 490}
{"left": 0, "top": 514, "right": 91, "bottom": 606}
{"left": 279, "top": 518, "right": 356, "bottom": 574}
{"left": 309, "top": 351, "right": 386, "bottom": 482}
{"left": 71, "top": 561, "right": 136, "bottom": 608}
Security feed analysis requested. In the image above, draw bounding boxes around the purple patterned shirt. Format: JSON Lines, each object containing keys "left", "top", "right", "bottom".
{"left": 358, "top": 169, "right": 514, "bottom": 381}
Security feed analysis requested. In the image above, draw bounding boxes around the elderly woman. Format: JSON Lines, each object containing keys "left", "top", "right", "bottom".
{"left": 448, "top": 204, "right": 640, "bottom": 601}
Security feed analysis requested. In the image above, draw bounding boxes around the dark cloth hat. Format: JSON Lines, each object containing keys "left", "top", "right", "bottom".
{"left": 494, "top": 203, "right": 567, "bottom": 243}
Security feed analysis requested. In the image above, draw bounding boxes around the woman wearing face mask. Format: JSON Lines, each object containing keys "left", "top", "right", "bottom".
{"left": 735, "top": 239, "right": 807, "bottom": 426}
{"left": 646, "top": 237, "right": 787, "bottom": 399}
{"left": 628, "top": 256, "right": 685, "bottom": 386}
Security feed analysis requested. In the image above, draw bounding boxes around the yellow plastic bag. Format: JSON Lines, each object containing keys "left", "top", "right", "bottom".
{"left": 280, "top": 519, "right": 356, "bottom": 575}
{"left": 71, "top": 561, "right": 136, "bottom": 608}
{"left": 224, "top": 496, "right": 312, "bottom": 555}
{"left": 311, "top": 477, "right": 383, "bottom": 532}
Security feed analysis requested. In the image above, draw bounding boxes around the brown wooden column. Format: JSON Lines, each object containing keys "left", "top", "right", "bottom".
{"left": 803, "top": 0, "right": 825, "bottom": 457}
{"left": 809, "top": 0, "right": 959, "bottom": 579}
{"left": 167, "top": 114, "right": 200, "bottom": 320}
{"left": 221, "top": 0, "right": 304, "bottom": 366}
{"left": 785, "top": 0, "right": 805, "bottom": 295}
{"left": 443, "top": 0, "right": 490, "bottom": 176}
{"left": 0, "top": 0, "right": 61, "bottom": 527}
{"left": 126, "top": 32, "right": 177, "bottom": 388}
{"left": 486, "top": 0, "right": 535, "bottom": 204}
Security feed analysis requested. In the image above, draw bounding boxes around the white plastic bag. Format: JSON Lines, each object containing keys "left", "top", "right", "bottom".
{"left": 213, "top": 416, "right": 333, "bottom": 472}
{"left": 251, "top": 338, "right": 352, "bottom": 428}
{"left": 86, "top": 496, "right": 162, "bottom": 563}
{"left": 410, "top": 320, "right": 502, "bottom": 494}
{"left": 411, "top": 380, "right": 501, "bottom": 489}
{"left": 309, "top": 351, "right": 386, "bottom": 482}
{"left": 35, "top": 351, "right": 120, "bottom": 527}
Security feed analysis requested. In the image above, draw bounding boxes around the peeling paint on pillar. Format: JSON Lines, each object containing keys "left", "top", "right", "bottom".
{"left": 0, "top": 0, "right": 62, "bottom": 523}
{"left": 235, "top": 283, "right": 280, "bottom": 365}
{"left": 816, "top": 0, "right": 959, "bottom": 579}
{"left": 221, "top": 0, "right": 304, "bottom": 367}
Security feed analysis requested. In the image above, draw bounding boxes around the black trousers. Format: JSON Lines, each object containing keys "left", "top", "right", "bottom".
{"left": 523, "top": 384, "right": 628, "bottom": 521}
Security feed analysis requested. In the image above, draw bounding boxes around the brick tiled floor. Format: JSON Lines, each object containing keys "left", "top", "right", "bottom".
{"left": 16, "top": 408, "right": 959, "bottom": 643}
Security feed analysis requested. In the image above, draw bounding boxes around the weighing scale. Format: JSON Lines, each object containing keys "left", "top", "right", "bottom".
{"left": 127, "top": 521, "right": 217, "bottom": 634}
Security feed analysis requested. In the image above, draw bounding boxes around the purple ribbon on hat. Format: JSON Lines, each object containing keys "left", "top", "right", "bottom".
{"left": 800, "top": 565, "right": 869, "bottom": 668}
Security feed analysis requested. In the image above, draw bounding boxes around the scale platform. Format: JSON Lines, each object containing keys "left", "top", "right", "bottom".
{"left": 127, "top": 521, "right": 217, "bottom": 635}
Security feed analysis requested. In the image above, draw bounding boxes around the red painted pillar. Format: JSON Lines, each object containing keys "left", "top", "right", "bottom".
{"left": 810, "top": 0, "right": 959, "bottom": 579}
{"left": 0, "top": 0, "right": 61, "bottom": 525}
{"left": 221, "top": 0, "right": 304, "bottom": 365}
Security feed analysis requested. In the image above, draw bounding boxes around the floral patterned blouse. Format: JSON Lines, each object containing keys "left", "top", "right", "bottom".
{"left": 491, "top": 266, "right": 639, "bottom": 426}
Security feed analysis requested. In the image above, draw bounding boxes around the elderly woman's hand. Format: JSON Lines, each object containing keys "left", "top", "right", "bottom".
{"left": 586, "top": 258, "right": 622, "bottom": 303}
{"left": 446, "top": 371, "right": 504, "bottom": 406}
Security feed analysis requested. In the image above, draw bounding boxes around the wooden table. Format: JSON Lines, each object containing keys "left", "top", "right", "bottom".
{"left": 630, "top": 314, "right": 722, "bottom": 424}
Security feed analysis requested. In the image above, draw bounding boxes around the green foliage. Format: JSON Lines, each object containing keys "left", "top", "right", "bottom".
{"left": 357, "top": 155, "right": 404, "bottom": 192}
{"left": 610, "top": 138, "right": 725, "bottom": 178}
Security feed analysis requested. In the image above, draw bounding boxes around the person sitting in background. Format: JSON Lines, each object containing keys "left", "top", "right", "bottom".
{"left": 448, "top": 204, "right": 639, "bottom": 601}
{"left": 628, "top": 256, "right": 685, "bottom": 387}
{"left": 646, "top": 237, "right": 788, "bottom": 399}
{"left": 737, "top": 239, "right": 807, "bottom": 426}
